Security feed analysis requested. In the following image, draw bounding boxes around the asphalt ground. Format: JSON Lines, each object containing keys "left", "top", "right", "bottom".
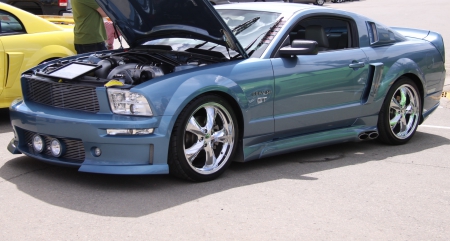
{"left": 1, "top": 0, "right": 450, "bottom": 240}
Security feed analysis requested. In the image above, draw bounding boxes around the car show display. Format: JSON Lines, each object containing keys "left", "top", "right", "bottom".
{"left": 6, "top": 0, "right": 446, "bottom": 182}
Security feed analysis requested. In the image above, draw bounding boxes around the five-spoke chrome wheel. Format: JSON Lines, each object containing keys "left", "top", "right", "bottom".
{"left": 184, "top": 102, "right": 235, "bottom": 175}
{"left": 388, "top": 84, "right": 420, "bottom": 139}
{"left": 378, "top": 78, "right": 421, "bottom": 145}
{"left": 169, "top": 95, "right": 238, "bottom": 181}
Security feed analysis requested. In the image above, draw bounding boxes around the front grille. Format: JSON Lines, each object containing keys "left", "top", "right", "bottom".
{"left": 26, "top": 78, "right": 100, "bottom": 113}
{"left": 23, "top": 130, "right": 85, "bottom": 163}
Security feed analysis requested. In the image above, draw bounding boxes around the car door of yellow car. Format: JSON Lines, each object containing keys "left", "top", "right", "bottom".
{"left": 0, "top": 39, "right": 4, "bottom": 99}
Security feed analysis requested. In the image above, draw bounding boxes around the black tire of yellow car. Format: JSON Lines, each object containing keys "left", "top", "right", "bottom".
{"left": 168, "top": 94, "right": 239, "bottom": 182}
{"left": 377, "top": 77, "right": 421, "bottom": 145}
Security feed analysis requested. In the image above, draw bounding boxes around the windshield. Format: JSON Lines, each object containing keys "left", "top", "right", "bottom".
{"left": 143, "top": 9, "right": 282, "bottom": 58}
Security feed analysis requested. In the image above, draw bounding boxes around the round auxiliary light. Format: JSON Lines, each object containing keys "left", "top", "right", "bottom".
{"left": 32, "top": 135, "right": 44, "bottom": 153}
{"left": 93, "top": 147, "right": 102, "bottom": 157}
{"left": 50, "top": 139, "right": 64, "bottom": 157}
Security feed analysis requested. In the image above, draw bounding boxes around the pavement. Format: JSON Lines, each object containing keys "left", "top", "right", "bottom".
{"left": 444, "top": 73, "right": 450, "bottom": 92}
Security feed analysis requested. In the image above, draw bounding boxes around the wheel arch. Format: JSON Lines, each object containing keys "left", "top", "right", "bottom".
{"left": 375, "top": 58, "right": 426, "bottom": 103}
{"left": 166, "top": 90, "right": 246, "bottom": 180}
{"left": 171, "top": 90, "right": 245, "bottom": 136}
{"left": 207, "top": 90, "right": 245, "bottom": 138}
{"left": 164, "top": 88, "right": 246, "bottom": 163}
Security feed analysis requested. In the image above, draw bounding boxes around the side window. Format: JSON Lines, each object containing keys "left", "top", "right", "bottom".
{"left": 366, "top": 21, "right": 406, "bottom": 46}
{"left": 288, "top": 17, "right": 357, "bottom": 52}
{"left": 0, "top": 10, "right": 25, "bottom": 35}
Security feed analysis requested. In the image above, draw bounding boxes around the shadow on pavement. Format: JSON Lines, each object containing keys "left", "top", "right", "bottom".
{"left": 0, "top": 131, "right": 448, "bottom": 217}
{"left": 0, "top": 109, "right": 11, "bottom": 134}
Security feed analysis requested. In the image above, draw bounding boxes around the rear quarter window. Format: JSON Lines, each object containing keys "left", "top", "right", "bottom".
{"left": 0, "top": 10, "right": 25, "bottom": 34}
{"left": 366, "top": 21, "right": 406, "bottom": 46}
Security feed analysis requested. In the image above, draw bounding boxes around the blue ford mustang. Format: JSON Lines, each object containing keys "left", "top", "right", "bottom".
{"left": 7, "top": 0, "right": 446, "bottom": 181}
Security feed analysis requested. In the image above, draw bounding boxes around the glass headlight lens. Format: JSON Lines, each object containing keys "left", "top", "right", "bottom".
{"left": 107, "top": 89, "right": 153, "bottom": 116}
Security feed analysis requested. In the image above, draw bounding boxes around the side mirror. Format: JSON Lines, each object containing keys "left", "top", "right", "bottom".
{"left": 279, "top": 40, "right": 318, "bottom": 57}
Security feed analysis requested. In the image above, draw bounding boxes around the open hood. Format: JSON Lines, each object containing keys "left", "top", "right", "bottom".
{"left": 96, "top": 0, "right": 248, "bottom": 58}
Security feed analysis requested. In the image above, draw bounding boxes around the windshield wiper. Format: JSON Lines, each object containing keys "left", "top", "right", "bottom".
{"left": 194, "top": 17, "right": 261, "bottom": 50}
{"left": 232, "top": 17, "right": 260, "bottom": 36}
{"left": 233, "top": 17, "right": 284, "bottom": 59}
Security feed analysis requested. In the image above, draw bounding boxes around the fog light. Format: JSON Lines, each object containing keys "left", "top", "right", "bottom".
{"left": 93, "top": 147, "right": 102, "bottom": 157}
{"left": 50, "top": 139, "right": 64, "bottom": 157}
{"left": 32, "top": 135, "right": 44, "bottom": 153}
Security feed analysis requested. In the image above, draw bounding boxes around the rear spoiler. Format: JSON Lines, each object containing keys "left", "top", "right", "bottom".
{"left": 392, "top": 27, "right": 445, "bottom": 63}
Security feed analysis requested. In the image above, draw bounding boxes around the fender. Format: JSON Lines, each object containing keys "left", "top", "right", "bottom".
{"left": 132, "top": 58, "right": 275, "bottom": 140}
{"left": 165, "top": 74, "right": 246, "bottom": 117}
{"left": 374, "top": 58, "right": 426, "bottom": 103}
{"left": 134, "top": 71, "right": 247, "bottom": 137}
{"left": 27, "top": 45, "right": 75, "bottom": 70}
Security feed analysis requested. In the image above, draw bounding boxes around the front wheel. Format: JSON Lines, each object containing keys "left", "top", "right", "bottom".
{"left": 168, "top": 95, "right": 238, "bottom": 182}
{"left": 377, "top": 77, "right": 421, "bottom": 145}
{"left": 316, "top": 0, "right": 325, "bottom": 5}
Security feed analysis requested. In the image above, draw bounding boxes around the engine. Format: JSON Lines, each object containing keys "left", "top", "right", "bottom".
{"left": 36, "top": 46, "right": 227, "bottom": 86}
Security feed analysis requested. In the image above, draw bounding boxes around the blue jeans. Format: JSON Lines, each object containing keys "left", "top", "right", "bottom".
{"left": 74, "top": 42, "right": 107, "bottom": 54}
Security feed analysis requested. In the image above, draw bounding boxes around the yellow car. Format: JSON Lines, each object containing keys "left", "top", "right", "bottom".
{"left": 0, "top": 2, "right": 75, "bottom": 108}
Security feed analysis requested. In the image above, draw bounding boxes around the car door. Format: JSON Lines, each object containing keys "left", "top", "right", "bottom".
{"left": 271, "top": 16, "right": 369, "bottom": 138}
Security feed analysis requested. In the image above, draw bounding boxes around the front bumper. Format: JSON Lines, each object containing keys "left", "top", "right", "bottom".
{"left": 8, "top": 101, "right": 170, "bottom": 175}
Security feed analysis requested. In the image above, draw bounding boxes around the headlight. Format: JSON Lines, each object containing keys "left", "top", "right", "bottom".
{"left": 107, "top": 89, "right": 153, "bottom": 116}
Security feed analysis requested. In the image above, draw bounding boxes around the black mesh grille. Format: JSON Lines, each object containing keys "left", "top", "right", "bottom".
{"left": 23, "top": 130, "right": 85, "bottom": 163}
{"left": 27, "top": 78, "right": 100, "bottom": 113}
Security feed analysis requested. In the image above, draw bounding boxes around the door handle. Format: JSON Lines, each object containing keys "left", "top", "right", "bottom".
{"left": 348, "top": 62, "right": 365, "bottom": 69}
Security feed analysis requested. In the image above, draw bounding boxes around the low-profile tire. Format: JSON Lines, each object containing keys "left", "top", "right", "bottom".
{"left": 168, "top": 95, "right": 239, "bottom": 182}
{"left": 316, "top": 0, "right": 325, "bottom": 5}
{"left": 377, "top": 77, "right": 421, "bottom": 145}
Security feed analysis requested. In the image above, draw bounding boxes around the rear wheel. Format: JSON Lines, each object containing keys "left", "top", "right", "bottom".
{"left": 377, "top": 77, "right": 421, "bottom": 145}
{"left": 316, "top": 0, "right": 325, "bottom": 5}
{"left": 168, "top": 95, "right": 238, "bottom": 182}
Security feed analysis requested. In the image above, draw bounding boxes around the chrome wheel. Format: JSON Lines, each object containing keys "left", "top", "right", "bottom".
{"left": 316, "top": 0, "right": 325, "bottom": 5}
{"left": 378, "top": 77, "right": 421, "bottom": 145}
{"left": 184, "top": 102, "right": 235, "bottom": 175}
{"left": 169, "top": 95, "right": 238, "bottom": 181}
{"left": 388, "top": 84, "right": 420, "bottom": 139}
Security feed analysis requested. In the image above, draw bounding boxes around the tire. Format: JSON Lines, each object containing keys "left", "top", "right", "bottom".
{"left": 168, "top": 95, "right": 238, "bottom": 182}
{"left": 316, "top": 0, "right": 325, "bottom": 5}
{"left": 377, "top": 77, "right": 421, "bottom": 145}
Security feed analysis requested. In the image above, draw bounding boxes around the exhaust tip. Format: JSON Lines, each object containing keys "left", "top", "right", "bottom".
{"left": 358, "top": 133, "right": 369, "bottom": 140}
{"left": 368, "top": 132, "right": 379, "bottom": 139}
